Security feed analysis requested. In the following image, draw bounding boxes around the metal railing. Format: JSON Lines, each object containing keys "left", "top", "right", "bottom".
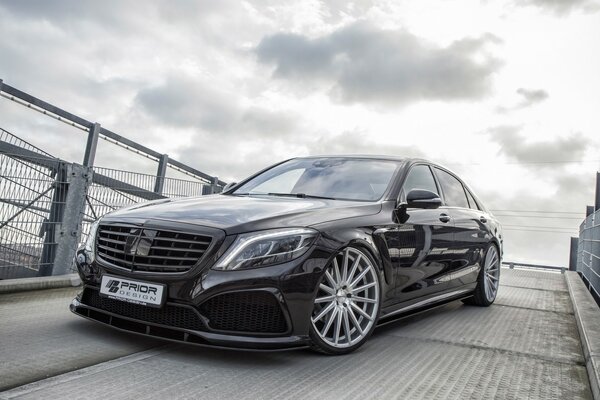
{"left": 502, "top": 261, "right": 567, "bottom": 274}
{"left": 0, "top": 127, "right": 223, "bottom": 279}
{"left": 576, "top": 208, "right": 600, "bottom": 304}
{"left": 0, "top": 80, "right": 225, "bottom": 279}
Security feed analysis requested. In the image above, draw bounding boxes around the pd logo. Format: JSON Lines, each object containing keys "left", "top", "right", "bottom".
{"left": 105, "top": 279, "right": 120, "bottom": 293}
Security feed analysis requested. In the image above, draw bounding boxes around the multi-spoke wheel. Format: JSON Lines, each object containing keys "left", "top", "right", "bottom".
{"left": 309, "top": 247, "right": 381, "bottom": 354}
{"left": 463, "top": 244, "right": 501, "bottom": 307}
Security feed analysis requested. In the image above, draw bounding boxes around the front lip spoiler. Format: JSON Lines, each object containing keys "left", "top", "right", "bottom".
{"left": 70, "top": 298, "right": 310, "bottom": 352}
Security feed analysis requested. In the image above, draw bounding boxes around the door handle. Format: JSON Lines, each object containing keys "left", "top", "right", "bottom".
{"left": 439, "top": 213, "right": 451, "bottom": 223}
{"left": 479, "top": 216, "right": 487, "bottom": 223}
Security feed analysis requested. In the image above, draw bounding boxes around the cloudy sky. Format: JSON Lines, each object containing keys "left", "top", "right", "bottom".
{"left": 1, "top": 0, "right": 599, "bottom": 266}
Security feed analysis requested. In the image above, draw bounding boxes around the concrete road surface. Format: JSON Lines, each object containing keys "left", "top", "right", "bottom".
{"left": 0, "top": 268, "right": 592, "bottom": 399}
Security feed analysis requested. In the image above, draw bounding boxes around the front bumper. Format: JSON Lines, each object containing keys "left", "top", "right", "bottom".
{"left": 72, "top": 231, "right": 335, "bottom": 350}
{"left": 70, "top": 296, "right": 310, "bottom": 351}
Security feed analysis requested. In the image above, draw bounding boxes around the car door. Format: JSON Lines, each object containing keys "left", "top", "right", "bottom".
{"left": 433, "top": 168, "right": 488, "bottom": 290}
{"left": 392, "top": 164, "right": 456, "bottom": 302}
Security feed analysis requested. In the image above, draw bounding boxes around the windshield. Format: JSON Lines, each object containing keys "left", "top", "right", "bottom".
{"left": 231, "top": 158, "right": 400, "bottom": 201}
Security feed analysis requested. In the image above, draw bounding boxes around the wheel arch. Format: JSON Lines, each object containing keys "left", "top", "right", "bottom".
{"left": 344, "top": 238, "right": 390, "bottom": 285}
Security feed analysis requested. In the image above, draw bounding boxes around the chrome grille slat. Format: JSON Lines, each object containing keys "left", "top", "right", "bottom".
{"left": 96, "top": 224, "right": 212, "bottom": 273}
{"left": 99, "top": 230, "right": 131, "bottom": 237}
{"left": 97, "top": 252, "right": 133, "bottom": 265}
{"left": 153, "top": 237, "right": 211, "bottom": 245}
{"left": 98, "top": 237, "right": 127, "bottom": 246}
{"left": 137, "top": 255, "right": 199, "bottom": 261}
{"left": 97, "top": 243, "right": 126, "bottom": 254}
{"left": 150, "top": 245, "right": 206, "bottom": 253}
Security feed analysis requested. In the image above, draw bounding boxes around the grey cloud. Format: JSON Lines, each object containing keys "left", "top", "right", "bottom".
{"left": 0, "top": 0, "right": 231, "bottom": 26}
{"left": 488, "top": 125, "right": 587, "bottom": 165}
{"left": 521, "top": 0, "right": 600, "bottom": 15}
{"left": 304, "top": 130, "right": 425, "bottom": 159}
{"left": 516, "top": 88, "right": 549, "bottom": 106}
{"left": 256, "top": 22, "right": 502, "bottom": 105}
{"left": 135, "top": 75, "right": 301, "bottom": 139}
{"left": 136, "top": 77, "right": 240, "bottom": 132}
{"left": 496, "top": 88, "right": 549, "bottom": 113}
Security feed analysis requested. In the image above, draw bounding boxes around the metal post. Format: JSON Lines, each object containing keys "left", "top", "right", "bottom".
{"left": 586, "top": 205, "right": 595, "bottom": 217}
{"left": 52, "top": 164, "right": 92, "bottom": 275}
{"left": 154, "top": 153, "right": 168, "bottom": 194}
{"left": 202, "top": 176, "right": 221, "bottom": 195}
{"left": 83, "top": 122, "right": 100, "bottom": 167}
{"left": 569, "top": 237, "right": 579, "bottom": 271}
{"left": 211, "top": 176, "right": 221, "bottom": 194}
{"left": 39, "top": 163, "right": 69, "bottom": 276}
{"left": 595, "top": 172, "right": 600, "bottom": 211}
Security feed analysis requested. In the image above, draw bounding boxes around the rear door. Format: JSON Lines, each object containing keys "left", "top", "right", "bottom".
{"left": 393, "top": 164, "right": 456, "bottom": 302}
{"left": 433, "top": 168, "right": 488, "bottom": 290}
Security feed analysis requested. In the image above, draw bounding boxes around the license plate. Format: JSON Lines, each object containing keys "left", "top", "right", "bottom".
{"left": 99, "top": 274, "right": 166, "bottom": 308}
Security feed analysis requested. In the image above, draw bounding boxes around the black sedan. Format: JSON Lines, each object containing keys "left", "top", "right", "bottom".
{"left": 71, "top": 156, "right": 502, "bottom": 355}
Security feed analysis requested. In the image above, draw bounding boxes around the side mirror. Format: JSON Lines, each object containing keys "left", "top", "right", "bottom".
{"left": 222, "top": 182, "right": 237, "bottom": 192}
{"left": 405, "top": 189, "right": 442, "bottom": 209}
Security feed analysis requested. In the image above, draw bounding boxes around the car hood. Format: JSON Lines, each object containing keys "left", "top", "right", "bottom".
{"left": 103, "top": 194, "right": 382, "bottom": 234}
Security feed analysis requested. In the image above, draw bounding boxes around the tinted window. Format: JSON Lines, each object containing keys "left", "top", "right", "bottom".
{"left": 465, "top": 189, "right": 480, "bottom": 210}
{"left": 233, "top": 158, "right": 399, "bottom": 201}
{"left": 435, "top": 168, "right": 469, "bottom": 208}
{"left": 401, "top": 165, "right": 438, "bottom": 200}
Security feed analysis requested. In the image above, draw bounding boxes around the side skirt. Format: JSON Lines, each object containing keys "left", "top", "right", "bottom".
{"left": 377, "top": 288, "right": 474, "bottom": 327}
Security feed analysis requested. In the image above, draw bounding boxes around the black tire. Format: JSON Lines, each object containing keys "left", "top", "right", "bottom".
{"left": 462, "top": 244, "right": 501, "bottom": 307}
{"left": 309, "top": 247, "right": 382, "bottom": 355}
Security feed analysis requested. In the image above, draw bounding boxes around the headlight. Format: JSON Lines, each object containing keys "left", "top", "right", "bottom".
{"left": 213, "top": 228, "right": 318, "bottom": 271}
{"left": 83, "top": 220, "right": 100, "bottom": 262}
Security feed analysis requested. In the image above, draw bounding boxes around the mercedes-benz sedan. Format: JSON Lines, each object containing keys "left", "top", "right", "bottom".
{"left": 71, "top": 156, "right": 502, "bottom": 355}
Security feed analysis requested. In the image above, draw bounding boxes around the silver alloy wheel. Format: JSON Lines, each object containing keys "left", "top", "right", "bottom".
{"left": 483, "top": 246, "right": 500, "bottom": 302}
{"left": 311, "top": 247, "right": 380, "bottom": 348}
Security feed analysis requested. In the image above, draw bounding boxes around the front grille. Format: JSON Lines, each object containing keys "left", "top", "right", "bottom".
{"left": 200, "top": 291, "right": 288, "bottom": 334}
{"left": 96, "top": 224, "right": 212, "bottom": 273}
{"left": 81, "top": 287, "right": 205, "bottom": 331}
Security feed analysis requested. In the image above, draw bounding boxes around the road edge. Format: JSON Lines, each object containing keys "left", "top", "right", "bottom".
{"left": 0, "top": 345, "right": 174, "bottom": 399}
{"left": 566, "top": 271, "right": 600, "bottom": 400}
{"left": 0, "top": 274, "right": 81, "bottom": 294}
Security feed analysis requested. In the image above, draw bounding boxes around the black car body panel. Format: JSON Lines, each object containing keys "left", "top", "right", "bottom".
{"left": 71, "top": 156, "right": 503, "bottom": 350}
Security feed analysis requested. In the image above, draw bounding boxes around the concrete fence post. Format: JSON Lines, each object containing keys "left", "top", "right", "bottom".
{"left": 154, "top": 153, "right": 168, "bottom": 194}
{"left": 51, "top": 164, "right": 93, "bottom": 275}
{"left": 587, "top": 206, "right": 595, "bottom": 217}
{"left": 39, "top": 162, "right": 68, "bottom": 276}
{"left": 570, "top": 237, "right": 579, "bottom": 272}
{"left": 202, "top": 176, "right": 221, "bottom": 195}
{"left": 595, "top": 171, "right": 600, "bottom": 211}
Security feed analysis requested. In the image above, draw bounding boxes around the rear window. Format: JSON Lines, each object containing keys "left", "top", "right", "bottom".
{"left": 434, "top": 168, "right": 469, "bottom": 208}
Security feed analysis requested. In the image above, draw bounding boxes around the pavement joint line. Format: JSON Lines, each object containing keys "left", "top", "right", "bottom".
{"left": 380, "top": 333, "right": 585, "bottom": 367}
{"left": 501, "top": 284, "right": 568, "bottom": 293}
{"left": 0, "top": 345, "right": 176, "bottom": 399}
{"left": 493, "top": 302, "right": 573, "bottom": 316}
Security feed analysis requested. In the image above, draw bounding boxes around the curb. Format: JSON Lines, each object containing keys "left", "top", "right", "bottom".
{"left": 565, "top": 271, "right": 600, "bottom": 400}
{"left": 0, "top": 274, "right": 81, "bottom": 294}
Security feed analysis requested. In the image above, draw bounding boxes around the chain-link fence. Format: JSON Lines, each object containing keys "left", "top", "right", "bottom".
{"left": 577, "top": 208, "right": 600, "bottom": 304}
{"left": 0, "top": 81, "right": 224, "bottom": 279}
{"left": 0, "top": 128, "right": 63, "bottom": 278}
{"left": 0, "top": 126, "right": 221, "bottom": 279}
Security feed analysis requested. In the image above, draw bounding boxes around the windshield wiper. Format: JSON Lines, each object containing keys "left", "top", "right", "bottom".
{"left": 267, "top": 192, "right": 338, "bottom": 200}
